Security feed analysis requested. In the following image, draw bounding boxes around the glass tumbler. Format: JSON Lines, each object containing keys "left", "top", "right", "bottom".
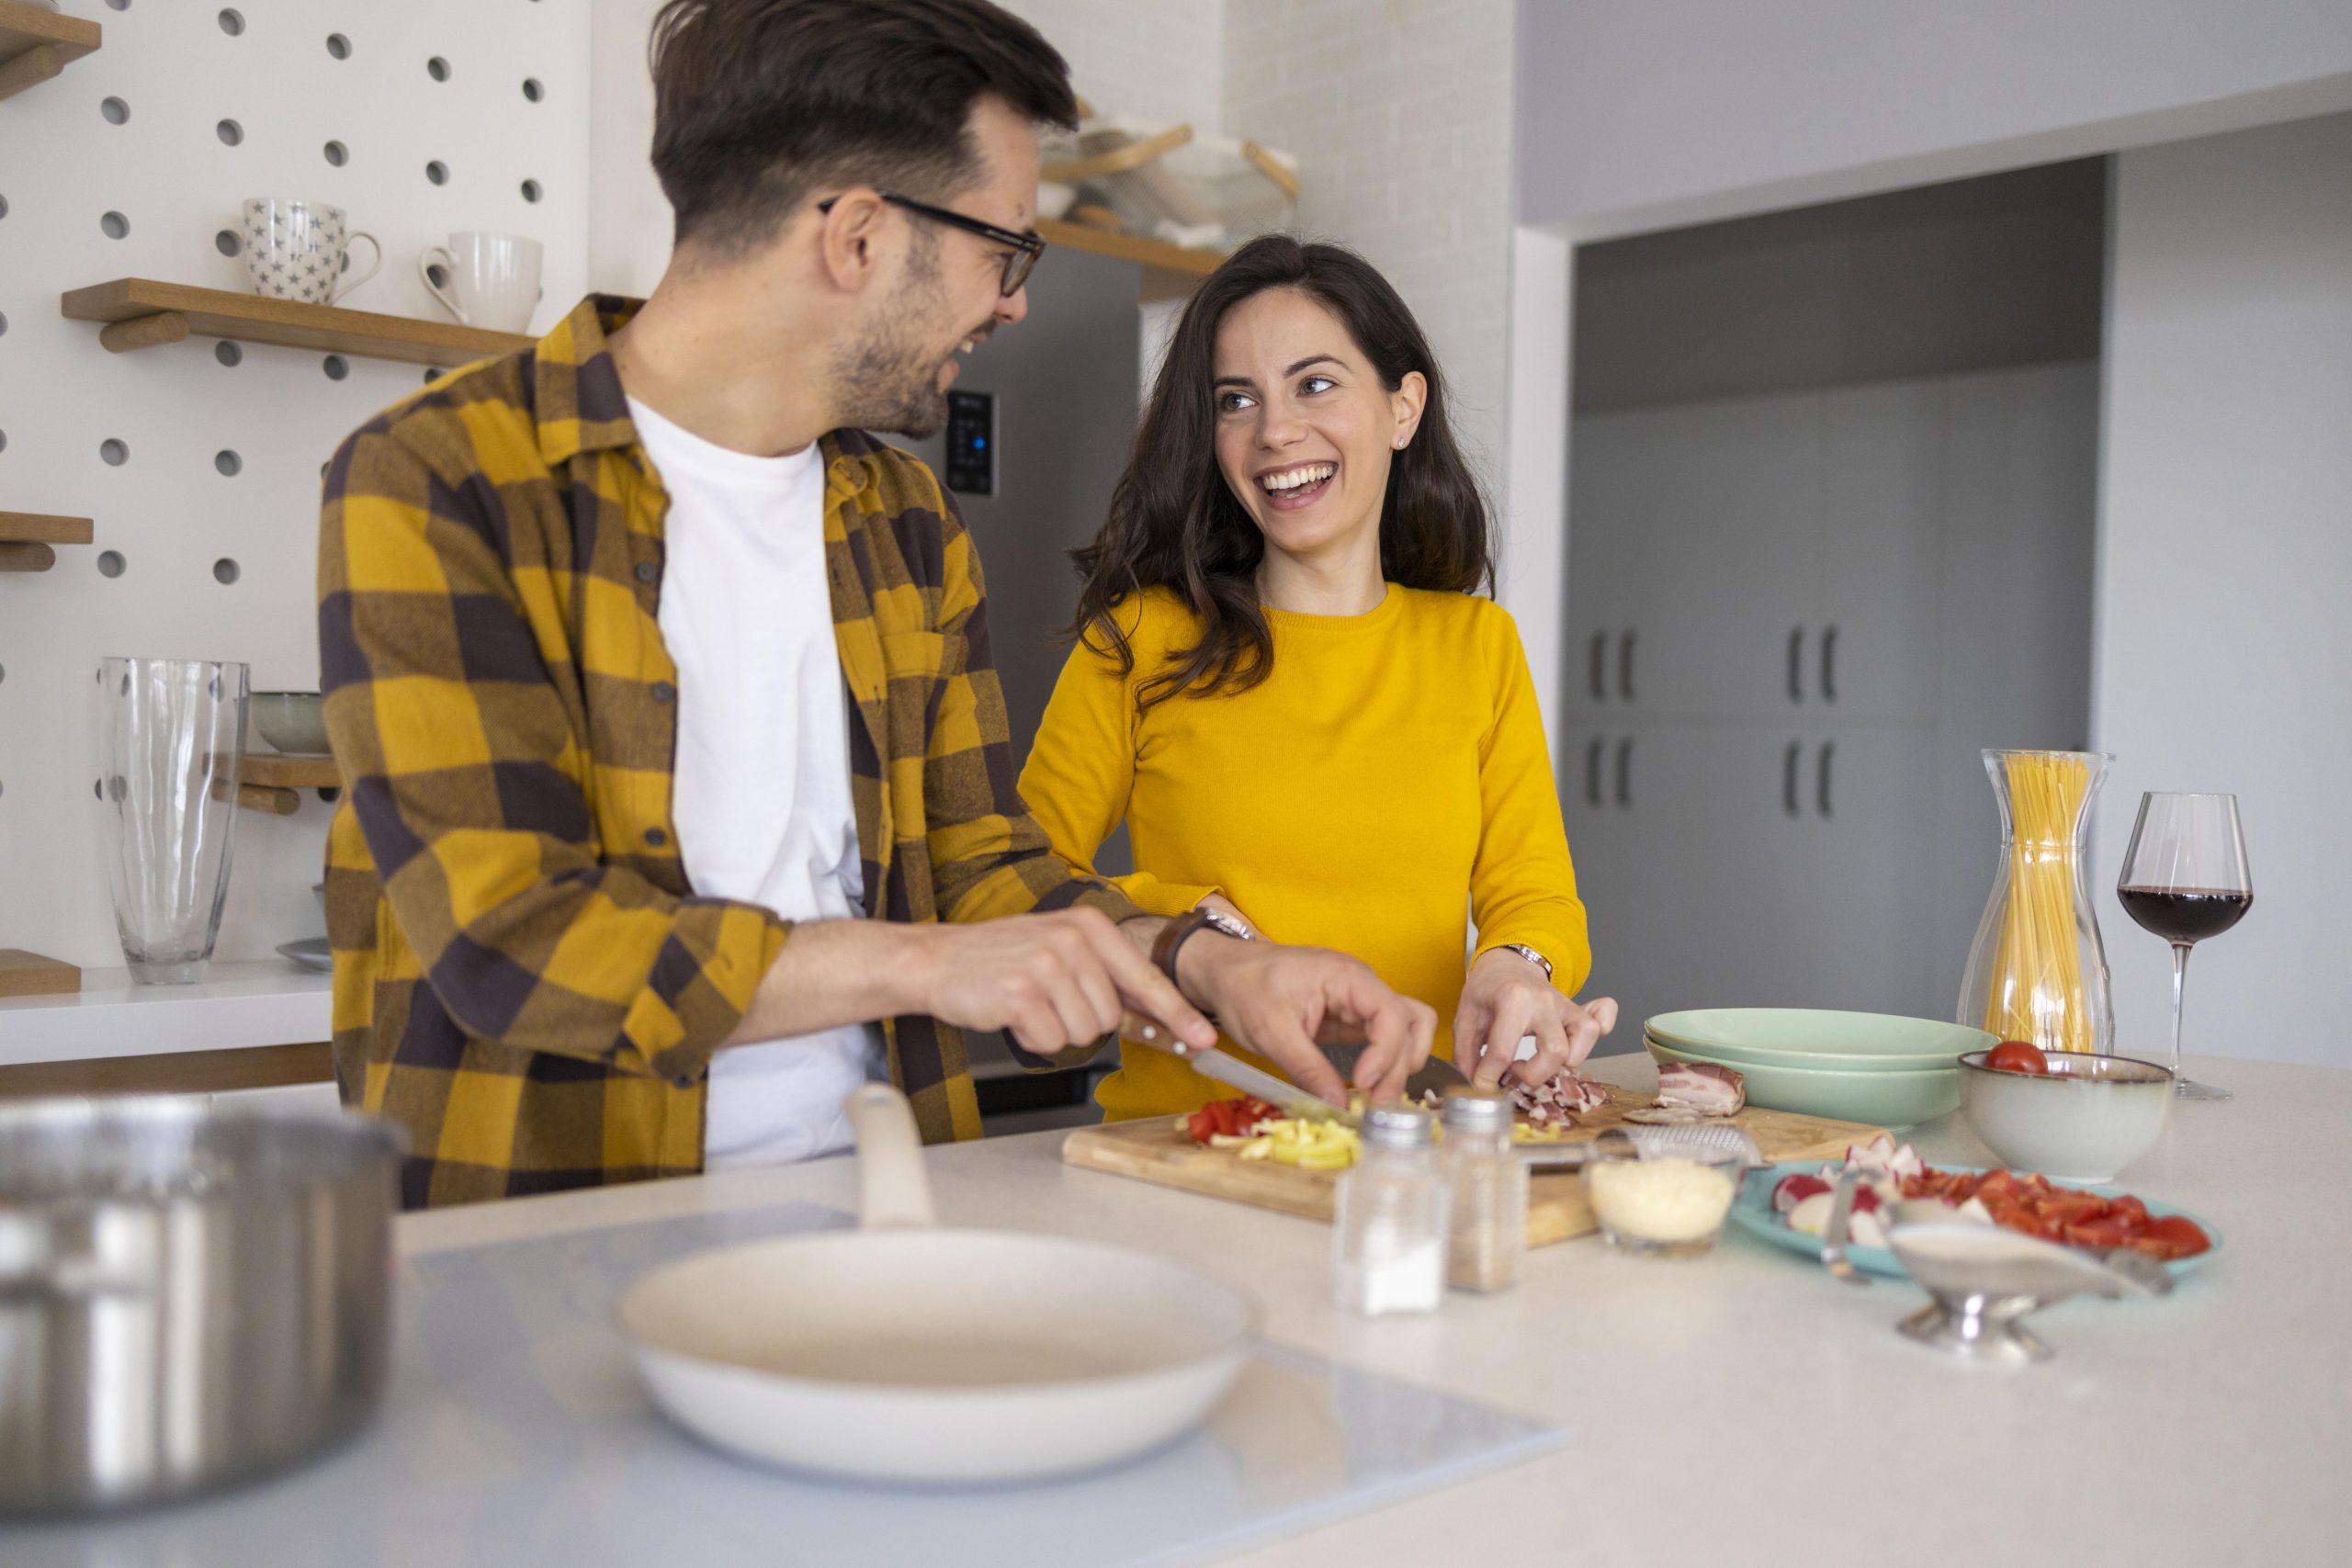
{"left": 94, "top": 657, "right": 250, "bottom": 984}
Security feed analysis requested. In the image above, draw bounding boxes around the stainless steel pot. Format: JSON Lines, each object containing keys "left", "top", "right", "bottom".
{"left": 0, "top": 1096, "right": 404, "bottom": 1515}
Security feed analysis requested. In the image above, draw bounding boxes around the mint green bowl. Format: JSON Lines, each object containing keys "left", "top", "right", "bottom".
{"left": 1645, "top": 1036, "right": 1962, "bottom": 1129}
{"left": 1646, "top": 1009, "right": 1993, "bottom": 1068}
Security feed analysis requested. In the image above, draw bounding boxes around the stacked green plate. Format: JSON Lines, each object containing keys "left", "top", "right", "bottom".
{"left": 1644, "top": 1009, "right": 1992, "bottom": 1128}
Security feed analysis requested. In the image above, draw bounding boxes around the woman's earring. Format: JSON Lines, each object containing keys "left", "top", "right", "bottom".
{"left": 1394, "top": 435, "right": 1408, "bottom": 449}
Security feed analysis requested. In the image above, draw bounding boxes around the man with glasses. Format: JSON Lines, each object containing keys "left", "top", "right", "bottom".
{"left": 315, "top": 0, "right": 1433, "bottom": 1208}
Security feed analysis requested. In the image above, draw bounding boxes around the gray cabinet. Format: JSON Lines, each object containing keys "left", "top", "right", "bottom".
{"left": 1563, "top": 366, "right": 2096, "bottom": 1032}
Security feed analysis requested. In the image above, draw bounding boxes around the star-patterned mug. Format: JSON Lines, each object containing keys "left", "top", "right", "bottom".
{"left": 240, "top": 197, "right": 381, "bottom": 306}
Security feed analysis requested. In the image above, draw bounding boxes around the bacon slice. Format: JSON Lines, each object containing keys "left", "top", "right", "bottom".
{"left": 1655, "top": 1061, "right": 1746, "bottom": 1115}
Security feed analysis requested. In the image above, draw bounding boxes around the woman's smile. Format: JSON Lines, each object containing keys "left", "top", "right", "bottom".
{"left": 1256, "top": 459, "right": 1338, "bottom": 511}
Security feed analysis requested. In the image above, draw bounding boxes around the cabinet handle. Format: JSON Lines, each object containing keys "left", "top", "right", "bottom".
{"left": 1589, "top": 631, "right": 1607, "bottom": 703}
{"left": 1783, "top": 739, "right": 1801, "bottom": 818}
{"left": 1817, "top": 739, "right": 1836, "bottom": 819}
{"left": 1584, "top": 736, "right": 1604, "bottom": 807}
{"left": 1619, "top": 628, "right": 1636, "bottom": 703}
{"left": 1787, "top": 626, "right": 1804, "bottom": 704}
{"left": 1821, "top": 625, "right": 1838, "bottom": 705}
{"left": 1614, "top": 736, "right": 1633, "bottom": 808}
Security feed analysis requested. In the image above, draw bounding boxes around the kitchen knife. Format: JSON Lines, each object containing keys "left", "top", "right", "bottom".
{"left": 1120, "top": 1010, "right": 1359, "bottom": 1127}
{"left": 1182, "top": 1045, "right": 1361, "bottom": 1129}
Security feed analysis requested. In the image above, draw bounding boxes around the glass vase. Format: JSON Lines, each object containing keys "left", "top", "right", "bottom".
{"left": 94, "top": 657, "right": 249, "bottom": 984}
{"left": 1957, "top": 749, "right": 2115, "bottom": 1055}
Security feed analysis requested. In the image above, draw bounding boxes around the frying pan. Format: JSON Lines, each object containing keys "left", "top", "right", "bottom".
{"left": 617, "top": 1084, "right": 1257, "bottom": 1484}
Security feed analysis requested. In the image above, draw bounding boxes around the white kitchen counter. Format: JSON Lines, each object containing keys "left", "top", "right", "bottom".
{"left": 400, "top": 1050, "right": 2351, "bottom": 1567}
{"left": 0, "top": 960, "right": 331, "bottom": 1067}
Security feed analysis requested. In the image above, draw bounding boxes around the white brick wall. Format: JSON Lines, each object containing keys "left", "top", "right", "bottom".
{"left": 1221, "top": 0, "right": 1517, "bottom": 481}
{"left": 1001, "top": 0, "right": 1225, "bottom": 127}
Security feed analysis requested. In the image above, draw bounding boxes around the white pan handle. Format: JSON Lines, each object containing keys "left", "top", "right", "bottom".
{"left": 844, "top": 1083, "right": 938, "bottom": 1231}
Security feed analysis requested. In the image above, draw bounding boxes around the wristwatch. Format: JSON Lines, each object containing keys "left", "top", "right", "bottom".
{"left": 1150, "top": 906, "right": 1253, "bottom": 998}
{"left": 1496, "top": 942, "right": 1553, "bottom": 981}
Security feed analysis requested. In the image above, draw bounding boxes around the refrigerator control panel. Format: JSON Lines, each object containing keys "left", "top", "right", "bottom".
{"left": 944, "top": 389, "right": 995, "bottom": 496}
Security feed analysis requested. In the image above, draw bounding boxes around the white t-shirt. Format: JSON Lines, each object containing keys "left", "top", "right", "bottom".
{"left": 630, "top": 396, "right": 879, "bottom": 1170}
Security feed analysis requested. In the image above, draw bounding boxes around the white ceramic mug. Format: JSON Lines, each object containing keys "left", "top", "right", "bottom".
{"left": 241, "top": 198, "right": 380, "bottom": 305}
{"left": 420, "top": 232, "right": 544, "bottom": 333}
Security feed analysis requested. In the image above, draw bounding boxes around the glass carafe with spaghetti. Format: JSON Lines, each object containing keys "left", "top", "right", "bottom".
{"left": 1958, "top": 750, "right": 2116, "bottom": 1055}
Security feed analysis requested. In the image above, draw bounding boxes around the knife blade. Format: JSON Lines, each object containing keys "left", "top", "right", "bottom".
{"left": 1183, "top": 1046, "right": 1360, "bottom": 1128}
{"left": 1322, "top": 1042, "right": 1467, "bottom": 1101}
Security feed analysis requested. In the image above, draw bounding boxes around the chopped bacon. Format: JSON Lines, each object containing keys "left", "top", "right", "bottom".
{"left": 1656, "top": 1061, "right": 1746, "bottom": 1115}
{"left": 1510, "top": 1066, "right": 1610, "bottom": 1126}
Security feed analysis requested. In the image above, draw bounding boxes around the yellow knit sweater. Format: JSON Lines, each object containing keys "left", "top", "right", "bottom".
{"left": 1019, "top": 584, "right": 1591, "bottom": 1120}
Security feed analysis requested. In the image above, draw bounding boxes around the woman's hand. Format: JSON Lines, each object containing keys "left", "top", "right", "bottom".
{"left": 1453, "top": 948, "right": 1619, "bottom": 1089}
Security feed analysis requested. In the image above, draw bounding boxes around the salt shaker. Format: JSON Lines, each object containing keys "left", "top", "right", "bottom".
{"left": 1332, "top": 1105, "right": 1448, "bottom": 1316}
{"left": 1440, "top": 1086, "right": 1527, "bottom": 1292}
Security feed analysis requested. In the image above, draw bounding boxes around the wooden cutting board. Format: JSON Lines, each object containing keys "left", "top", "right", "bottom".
{"left": 1060, "top": 1091, "right": 1887, "bottom": 1247}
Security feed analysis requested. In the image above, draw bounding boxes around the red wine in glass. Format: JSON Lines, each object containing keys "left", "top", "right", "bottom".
{"left": 2117, "top": 886, "right": 2254, "bottom": 945}
{"left": 2117, "top": 794, "right": 2252, "bottom": 1101}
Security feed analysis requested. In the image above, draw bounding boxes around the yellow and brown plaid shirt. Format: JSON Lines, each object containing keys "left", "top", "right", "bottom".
{"left": 318, "top": 295, "right": 1137, "bottom": 1208}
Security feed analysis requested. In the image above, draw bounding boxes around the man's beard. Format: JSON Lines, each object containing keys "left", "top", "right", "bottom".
{"left": 831, "top": 232, "right": 973, "bottom": 439}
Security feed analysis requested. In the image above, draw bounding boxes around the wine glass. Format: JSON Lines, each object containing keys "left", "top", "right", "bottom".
{"left": 2116, "top": 793, "right": 2252, "bottom": 1100}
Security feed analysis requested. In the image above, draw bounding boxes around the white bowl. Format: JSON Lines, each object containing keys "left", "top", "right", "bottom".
{"left": 1958, "top": 1051, "right": 2173, "bottom": 1182}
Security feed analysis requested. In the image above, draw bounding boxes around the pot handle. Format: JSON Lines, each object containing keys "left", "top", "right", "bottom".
{"left": 843, "top": 1084, "right": 938, "bottom": 1232}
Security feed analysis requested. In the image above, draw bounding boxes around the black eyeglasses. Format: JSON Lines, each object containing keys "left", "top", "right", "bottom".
{"left": 817, "top": 190, "right": 1046, "bottom": 297}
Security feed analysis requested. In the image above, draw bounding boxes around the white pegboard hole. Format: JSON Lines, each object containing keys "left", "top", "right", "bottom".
{"left": 0, "top": 430, "right": 8, "bottom": 455}
{"left": 422, "top": 368, "right": 441, "bottom": 385}
{"left": 215, "top": 341, "right": 242, "bottom": 367}
{"left": 521, "top": 179, "right": 542, "bottom": 204}
{"left": 215, "top": 229, "right": 240, "bottom": 256}
{"left": 324, "top": 141, "right": 349, "bottom": 168}
{"left": 106, "top": 0, "right": 130, "bottom": 11}
{"left": 322, "top": 355, "right": 349, "bottom": 379}
{"left": 214, "top": 450, "right": 243, "bottom": 478}
{"left": 0, "top": 310, "right": 8, "bottom": 337}
{"left": 0, "top": 194, "right": 8, "bottom": 219}
{"left": 218, "top": 10, "right": 243, "bottom": 37}
{"left": 428, "top": 57, "right": 451, "bottom": 83}
{"left": 213, "top": 558, "right": 241, "bottom": 586}
{"left": 326, "top": 33, "right": 351, "bottom": 61}
{"left": 99, "top": 438, "right": 129, "bottom": 466}
{"left": 217, "top": 119, "right": 243, "bottom": 147}
{"left": 101, "top": 96, "right": 130, "bottom": 126}
{"left": 424, "top": 261, "right": 447, "bottom": 289}
{"left": 523, "top": 77, "right": 544, "bottom": 103}
{"left": 100, "top": 210, "right": 129, "bottom": 240}
{"left": 426, "top": 161, "right": 450, "bottom": 186}
{"left": 97, "top": 551, "right": 127, "bottom": 579}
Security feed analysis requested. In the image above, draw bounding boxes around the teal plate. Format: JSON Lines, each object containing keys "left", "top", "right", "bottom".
{"left": 1727, "top": 1160, "right": 2224, "bottom": 1280}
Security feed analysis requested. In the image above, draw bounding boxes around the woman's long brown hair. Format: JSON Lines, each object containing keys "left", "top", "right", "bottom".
{"left": 1067, "top": 235, "right": 1495, "bottom": 711}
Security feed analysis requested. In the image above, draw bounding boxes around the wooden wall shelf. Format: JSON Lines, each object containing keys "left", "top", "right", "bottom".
{"left": 219, "top": 754, "right": 340, "bottom": 816}
{"left": 0, "top": 1, "right": 99, "bottom": 103}
{"left": 243, "top": 755, "right": 339, "bottom": 790}
{"left": 0, "top": 512, "right": 95, "bottom": 574}
{"left": 1037, "top": 218, "right": 1227, "bottom": 300}
{"left": 61, "top": 279, "right": 532, "bottom": 368}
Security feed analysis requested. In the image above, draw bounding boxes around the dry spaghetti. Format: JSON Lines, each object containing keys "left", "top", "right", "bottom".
{"left": 1983, "top": 750, "right": 2097, "bottom": 1052}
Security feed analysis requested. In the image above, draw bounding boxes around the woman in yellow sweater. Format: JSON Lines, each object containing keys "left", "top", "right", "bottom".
{"left": 1020, "top": 236, "right": 1617, "bottom": 1120}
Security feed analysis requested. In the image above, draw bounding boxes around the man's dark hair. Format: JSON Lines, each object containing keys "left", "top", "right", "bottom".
{"left": 649, "top": 0, "right": 1079, "bottom": 255}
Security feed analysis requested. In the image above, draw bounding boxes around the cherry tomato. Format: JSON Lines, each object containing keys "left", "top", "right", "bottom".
{"left": 1985, "top": 1040, "right": 2051, "bottom": 1076}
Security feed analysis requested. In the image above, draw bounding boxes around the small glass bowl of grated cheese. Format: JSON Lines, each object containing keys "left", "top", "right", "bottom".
{"left": 1584, "top": 1151, "right": 1744, "bottom": 1258}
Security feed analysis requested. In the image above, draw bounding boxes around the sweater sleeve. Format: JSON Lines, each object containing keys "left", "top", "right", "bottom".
{"left": 1018, "top": 609, "right": 1222, "bottom": 919}
{"left": 1466, "top": 609, "right": 1595, "bottom": 995}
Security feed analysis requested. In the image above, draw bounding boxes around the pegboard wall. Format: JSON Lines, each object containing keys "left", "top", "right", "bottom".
{"left": 0, "top": 0, "right": 590, "bottom": 969}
